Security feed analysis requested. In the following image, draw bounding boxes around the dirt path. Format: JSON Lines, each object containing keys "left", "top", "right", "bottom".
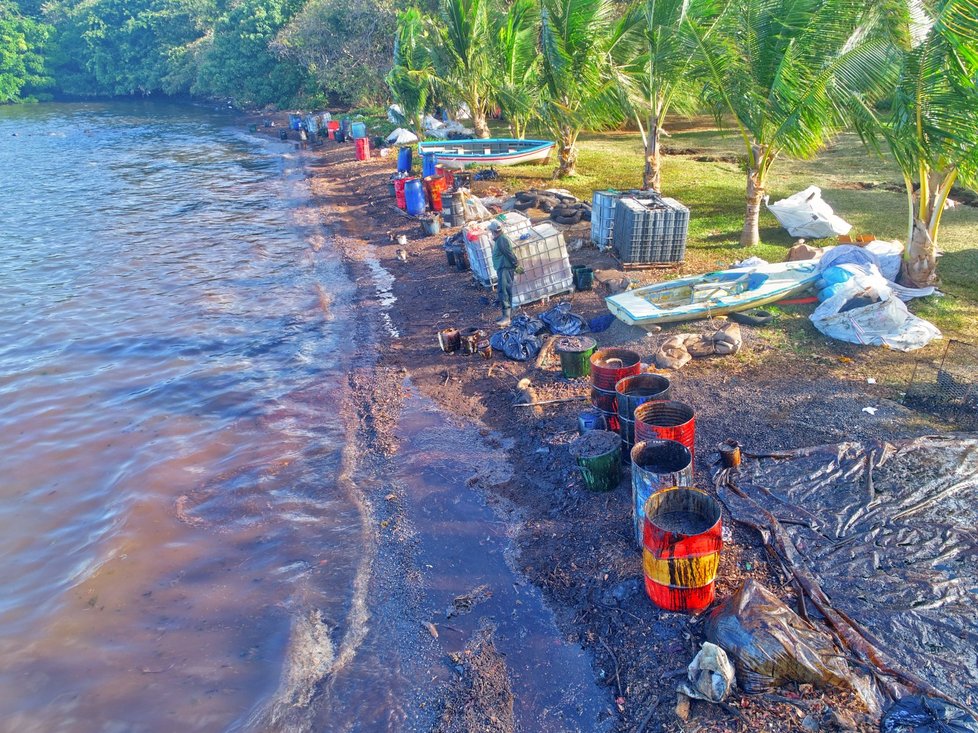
{"left": 279, "top": 130, "right": 949, "bottom": 732}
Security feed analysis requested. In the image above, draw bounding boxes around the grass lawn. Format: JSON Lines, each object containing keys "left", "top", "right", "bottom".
{"left": 489, "top": 121, "right": 978, "bottom": 350}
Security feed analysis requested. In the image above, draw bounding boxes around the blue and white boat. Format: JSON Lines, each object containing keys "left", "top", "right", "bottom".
{"left": 606, "top": 261, "right": 819, "bottom": 329}
{"left": 417, "top": 138, "right": 554, "bottom": 168}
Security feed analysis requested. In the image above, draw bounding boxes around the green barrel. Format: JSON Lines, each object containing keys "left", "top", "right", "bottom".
{"left": 556, "top": 336, "right": 597, "bottom": 379}
{"left": 569, "top": 430, "right": 622, "bottom": 492}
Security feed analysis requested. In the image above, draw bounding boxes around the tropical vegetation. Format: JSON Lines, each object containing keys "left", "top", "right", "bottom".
{"left": 2, "top": 0, "right": 976, "bottom": 280}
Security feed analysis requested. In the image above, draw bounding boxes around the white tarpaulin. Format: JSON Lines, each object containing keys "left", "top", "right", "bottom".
{"left": 766, "top": 186, "right": 853, "bottom": 239}
{"left": 385, "top": 127, "right": 418, "bottom": 145}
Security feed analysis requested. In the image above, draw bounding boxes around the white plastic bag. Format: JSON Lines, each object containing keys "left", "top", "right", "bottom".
{"left": 766, "top": 186, "right": 852, "bottom": 239}
{"left": 810, "top": 275, "right": 941, "bottom": 351}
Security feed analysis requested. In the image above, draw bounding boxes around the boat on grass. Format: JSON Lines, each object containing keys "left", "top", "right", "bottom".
{"left": 418, "top": 139, "right": 554, "bottom": 169}
{"left": 606, "top": 261, "right": 819, "bottom": 328}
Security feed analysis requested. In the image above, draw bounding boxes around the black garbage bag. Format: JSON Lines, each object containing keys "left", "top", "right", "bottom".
{"left": 881, "top": 696, "right": 978, "bottom": 733}
{"left": 539, "top": 302, "right": 587, "bottom": 336}
{"left": 489, "top": 314, "right": 546, "bottom": 361}
{"left": 705, "top": 579, "right": 858, "bottom": 694}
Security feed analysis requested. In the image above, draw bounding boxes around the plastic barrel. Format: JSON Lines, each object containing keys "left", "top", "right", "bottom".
{"left": 351, "top": 121, "right": 367, "bottom": 139}
{"left": 590, "top": 348, "right": 642, "bottom": 432}
{"left": 422, "top": 152, "right": 438, "bottom": 178}
{"left": 642, "top": 486, "right": 722, "bottom": 613}
{"left": 404, "top": 178, "right": 426, "bottom": 216}
{"left": 634, "top": 401, "right": 696, "bottom": 464}
{"left": 394, "top": 177, "right": 410, "bottom": 210}
{"left": 569, "top": 430, "right": 622, "bottom": 492}
{"left": 289, "top": 114, "right": 301, "bottom": 130}
{"left": 334, "top": 128, "right": 346, "bottom": 143}
{"left": 630, "top": 439, "right": 693, "bottom": 546}
{"left": 355, "top": 137, "right": 370, "bottom": 161}
{"left": 556, "top": 337, "right": 597, "bottom": 379}
{"left": 616, "top": 374, "right": 672, "bottom": 460}
{"left": 397, "top": 147, "right": 413, "bottom": 174}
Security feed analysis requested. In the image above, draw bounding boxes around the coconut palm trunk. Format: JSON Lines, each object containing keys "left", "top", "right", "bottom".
{"left": 557, "top": 128, "right": 579, "bottom": 177}
{"left": 643, "top": 105, "right": 663, "bottom": 191}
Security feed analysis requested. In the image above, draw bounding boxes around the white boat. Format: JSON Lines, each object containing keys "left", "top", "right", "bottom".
{"left": 417, "top": 139, "right": 554, "bottom": 168}
{"left": 606, "top": 261, "right": 819, "bottom": 328}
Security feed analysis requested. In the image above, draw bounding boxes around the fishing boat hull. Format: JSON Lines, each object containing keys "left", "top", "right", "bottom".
{"left": 606, "top": 261, "right": 819, "bottom": 328}
{"left": 418, "top": 139, "right": 554, "bottom": 169}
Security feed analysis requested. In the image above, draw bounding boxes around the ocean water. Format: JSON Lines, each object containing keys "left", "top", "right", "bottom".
{"left": 0, "top": 101, "right": 368, "bottom": 732}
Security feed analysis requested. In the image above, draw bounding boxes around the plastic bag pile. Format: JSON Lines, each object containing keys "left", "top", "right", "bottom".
{"left": 810, "top": 243, "right": 940, "bottom": 351}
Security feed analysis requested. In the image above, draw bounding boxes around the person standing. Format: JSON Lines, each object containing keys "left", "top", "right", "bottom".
{"left": 489, "top": 221, "right": 522, "bottom": 326}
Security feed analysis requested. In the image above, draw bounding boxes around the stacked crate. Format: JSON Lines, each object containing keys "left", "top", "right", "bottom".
{"left": 612, "top": 194, "right": 690, "bottom": 264}
{"left": 590, "top": 190, "right": 620, "bottom": 248}
{"left": 512, "top": 223, "right": 574, "bottom": 306}
{"left": 463, "top": 212, "right": 533, "bottom": 286}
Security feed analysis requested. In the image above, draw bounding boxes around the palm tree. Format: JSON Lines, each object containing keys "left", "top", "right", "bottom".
{"left": 431, "top": 0, "right": 494, "bottom": 138}
{"left": 850, "top": 0, "right": 978, "bottom": 287}
{"left": 494, "top": 0, "right": 540, "bottom": 139}
{"left": 624, "top": 0, "right": 716, "bottom": 191}
{"left": 689, "top": 0, "right": 895, "bottom": 246}
{"left": 539, "top": 0, "right": 635, "bottom": 177}
{"left": 386, "top": 8, "right": 435, "bottom": 141}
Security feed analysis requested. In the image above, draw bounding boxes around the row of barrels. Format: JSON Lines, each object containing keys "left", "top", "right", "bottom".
{"left": 578, "top": 347, "right": 719, "bottom": 614}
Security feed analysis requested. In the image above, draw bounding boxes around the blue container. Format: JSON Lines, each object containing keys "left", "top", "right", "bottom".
{"left": 351, "top": 121, "right": 367, "bottom": 139}
{"left": 288, "top": 114, "right": 301, "bottom": 131}
{"left": 397, "top": 147, "right": 413, "bottom": 174}
{"left": 422, "top": 152, "right": 438, "bottom": 178}
{"left": 404, "top": 178, "right": 426, "bottom": 216}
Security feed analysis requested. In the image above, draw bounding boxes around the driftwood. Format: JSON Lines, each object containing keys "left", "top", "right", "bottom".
{"left": 714, "top": 466, "right": 977, "bottom": 720}
{"left": 534, "top": 335, "right": 560, "bottom": 370}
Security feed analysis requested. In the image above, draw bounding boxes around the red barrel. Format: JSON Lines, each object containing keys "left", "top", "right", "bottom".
{"left": 634, "top": 400, "right": 696, "bottom": 463}
{"left": 355, "top": 137, "right": 370, "bottom": 161}
{"left": 394, "top": 176, "right": 411, "bottom": 210}
{"left": 589, "top": 348, "right": 642, "bottom": 432}
{"left": 642, "top": 486, "right": 722, "bottom": 613}
{"left": 423, "top": 175, "right": 448, "bottom": 212}
{"left": 327, "top": 120, "right": 340, "bottom": 131}
{"left": 616, "top": 374, "right": 672, "bottom": 461}
{"left": 435, "top": 165, "right": 454, "bottom": 190}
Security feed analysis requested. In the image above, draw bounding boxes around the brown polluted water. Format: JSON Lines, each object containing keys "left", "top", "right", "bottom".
{"left": 0, "top": 102, "right": 611, "bottom": 733}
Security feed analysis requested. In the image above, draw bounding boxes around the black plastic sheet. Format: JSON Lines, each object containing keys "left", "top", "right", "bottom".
{"left": 716, "top": 437, "right": 978, "bottom": 710}
{"left": 882, "top": 696, "right": 978, "bottom": 733}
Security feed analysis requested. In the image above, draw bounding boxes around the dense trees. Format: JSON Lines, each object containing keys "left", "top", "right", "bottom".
{"left": 0, "top": 0, "right": 52, "bottom": 102}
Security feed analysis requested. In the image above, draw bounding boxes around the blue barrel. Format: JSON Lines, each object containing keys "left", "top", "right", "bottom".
{"left": 397, "top": 147, "right": 413, "bottom": 174}
{"left": 289, "top": 114, "right": 301, "bottom": 131}
{"left": 351, "top": 121, "right": 367, "bottom": 139}
{"left": 422, "top": 152, "right": 438, "bottom": 178}
{"left": 404, "top": 178, "right": 426, "bottom": 216}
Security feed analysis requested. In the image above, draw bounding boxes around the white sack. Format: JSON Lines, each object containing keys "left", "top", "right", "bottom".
{"left": 767, "top": 185, "right": 853, "bottom": 239}
{"left": 810, "top": 274, "right": 940, "bottom": 351}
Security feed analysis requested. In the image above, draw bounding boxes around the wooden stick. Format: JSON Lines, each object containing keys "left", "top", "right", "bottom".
{"left": 513, "top": 394, "right": 588, "bottom": 407}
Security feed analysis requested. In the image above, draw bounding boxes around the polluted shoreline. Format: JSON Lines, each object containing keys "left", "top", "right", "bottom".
{"left": 263, "top": 120, "right": 977, "bottom": 732}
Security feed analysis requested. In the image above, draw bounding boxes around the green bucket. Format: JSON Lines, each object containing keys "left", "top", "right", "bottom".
{"left": 556, "top": 336, "right": 597, "bottom": 379}
{"left": 569, "top": 430, "right": 622, "bottom": 492}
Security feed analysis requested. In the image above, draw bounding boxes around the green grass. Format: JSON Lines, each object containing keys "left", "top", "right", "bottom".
{"left": 488, "top": 122, "right": 978, "bottom": 344}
